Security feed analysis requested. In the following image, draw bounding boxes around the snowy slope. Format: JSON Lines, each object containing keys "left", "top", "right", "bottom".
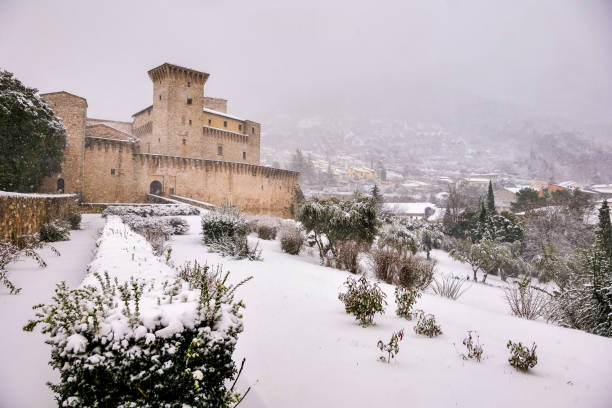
{"left": 2, "top": 214, "right": 612, "bottom": 407}
{"left": 170, "top": 216, "right": 612, "bottom": 408}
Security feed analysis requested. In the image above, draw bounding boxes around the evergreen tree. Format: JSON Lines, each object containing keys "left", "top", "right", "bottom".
{"left": 0, "top": 70, "right": 66, "bottom": 192}
{"left": 487, "top": 181, "right": 495, "bottom": 212}
{"left": 598, "top": 200, "right": 612, "bottom": 259}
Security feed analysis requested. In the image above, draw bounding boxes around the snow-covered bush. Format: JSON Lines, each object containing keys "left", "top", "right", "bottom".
{"left": 121, "top": 214, "right": 174, "bottom": 255}
{"left": 506, "top": 340, "right": 538, "bottom": 371}
{"left": 201, "top": 206, "right": 261, "bottom": 260}
{"left": 431, "top": 275, "right": 469, "bottom": 300}
{"left": 298, "top": 196, "right": 378, "bottom": 265}
{"left": 279, "top": 222, "right": 304, "bottom": 255}
{"left": 460, "top": 331, "right": 484, "bottom": 362}
{"left": 67, "top": 208, "right": 81, "bottom": 230}
{"left": 0, "top": 234, "right": 58, "bottom": 295}
{"left": 24, "top": 216, "right": 250, "bottom": 407}
{"left": 504, "top": 276, "right": 548, "bottom": 320}
{"left": 414, "top": 310, "right": 442, "bottom": 337}
{"left": 395, "top": 287, "right": 421, "bottom": 320}
{"left": 167, "top": 216, "right": 190, "bottom": 235}
{"left": 39, "top": 220, "right": 70, "bottom": 242}
{"left": 377, "top": 329, "right": 404, "bottom": 363}
{"left": 395, "top": 255, "right": 435, "bottom": 291}
{"left": 338, "top": 275, "right": 387, "bottom": 327}
{"left": 247, "top": 215, "right": 280, "bottom": 240}
{"left": 202, "top": 205, "right": 248, "bottom": 244}
{"left": 103, "top": 204, "right": 199, "bottom": 217}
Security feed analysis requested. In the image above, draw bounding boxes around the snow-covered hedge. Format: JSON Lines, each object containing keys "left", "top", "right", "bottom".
{"left": 103, "top": 204, "right": 200, "bottom": 217}
{"left": 24, "top": 216, "right": 249, "bottom": 407}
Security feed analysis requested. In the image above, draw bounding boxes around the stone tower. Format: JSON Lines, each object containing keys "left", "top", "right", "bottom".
{"left": 39, "top": 91, "right": 87, "bottom": 196}
{"left": 147, "top": 63, "right": 209, "bottom": 156}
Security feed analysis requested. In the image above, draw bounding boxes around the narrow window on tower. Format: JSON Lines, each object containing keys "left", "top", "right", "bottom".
{"left": 187, "top": 98, "right": 192, "bottom": 105}
{"left": 252, "top": 127, "right": 255, "bottom": 134}
{"left": 208, "top": 119, "right": 211, "bottom": 125}
{"left": 187, "top": 82, "right": 191, "bottom": 87}
{"left": 110, "top": 168, "right": 116, "bottom": 176}
{"left": 182, "top": 138, "right": 186, "bottom": 145}
{"left": 189, "top": 119, "right": 192, "bottom": 125}
{"left": 159, "top": 95, "right": 162, "bottom": 100}
{"left": 243, "top": 151, "right": 246, "bottom": 160}
{"left": 223, "top": 121, "right": 227, "bottom": 128}
{"left": 239, "top": 124, "right": 242, "bottom": 131}
{"left": 217, "top": 144, "right": 223, "bottom": 155}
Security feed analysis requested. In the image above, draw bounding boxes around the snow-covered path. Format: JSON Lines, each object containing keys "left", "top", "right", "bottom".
{"left": 170, "top": 216, "right": 612, "bottom": 408}
{"left": 0, "top": 215, "right": 105, "bottom": 408}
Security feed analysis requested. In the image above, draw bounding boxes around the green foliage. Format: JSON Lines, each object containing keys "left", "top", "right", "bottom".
{"left": 67, "top": 210, "right": 81, "bottom": 230}
{"left": 487, "top": 181, "right": 495, "bottom": 212}
{"left": 471, "top": 213, "right": 524, "bottom": 244}
{"left": 506, "top": 340, "right": 538, "bottom": 371}
{"left": 413, "top": 310, "right": 442, "bottom": 337}
{"left": 39, "top": 220, "right": 70, "bottom": 242}
{"left": 377, "top": 329, "right": 404, "bottom": 363}
{"left": 550, "top": 200, "right": 612, "bottom": 337}
{"left": 451, "top": 238, "right": 527, "bottom": 283}
{"left": 338, "top": 275, "right": 387, "bottom": 327}
{"left": 394, "top": 287, "right": 421, "bottom": 319}
{"left": 201, "top": 206, "right": 261, "bottom": 260}
{"left": 460, "top": 331, "right": 484, "bottom": 362}
{"left": 510, "top": 188, "right": 545, "bottom": 212}
{"left": 23, "top": 264, "right": 251, "bottom": 407}
{"left": 0, "top": 70, "right": 66, "bottom": 192}
{"left": 298, "top": 196, "right": 378, "bottom": 264}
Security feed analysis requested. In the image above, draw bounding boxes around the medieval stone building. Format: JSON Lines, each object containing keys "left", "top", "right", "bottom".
{"left": 38, "top": 63, "right": 299, "bottom": 217}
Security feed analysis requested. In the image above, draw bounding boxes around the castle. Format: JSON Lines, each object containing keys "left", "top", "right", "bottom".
{"left": 38, "top": 63, "right": 299, "bottom": 217}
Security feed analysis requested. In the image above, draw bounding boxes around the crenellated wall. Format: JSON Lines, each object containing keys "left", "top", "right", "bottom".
{"left": 81, "top": 138, "right": 299, "bottom": 217}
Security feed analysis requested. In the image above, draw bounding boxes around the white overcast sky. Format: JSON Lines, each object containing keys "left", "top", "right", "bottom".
{"left": 1, "top": 0, "right": 611, "bottom": 133}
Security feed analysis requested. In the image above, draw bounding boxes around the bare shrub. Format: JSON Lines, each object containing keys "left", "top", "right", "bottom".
{"left": 370, "top": 246, "right": 396, "bottom": 283}
{"left": 395, "top": 255, "right": 435, "bottom": 291}
{"left": 336, "top": 240, "right": 362, "bottom": 273}
{"left": 279, "top": 223, "right": 304, "bottom": 255}
{"left": 0, "top": 235, "right": 58, "bottom": 294}
{"left": 247, "top": 215, "right": 280, "bottom": 240}
{"left": 377, "top": 329, "right": 404, "bottom": 363}
{"left": 504, "top": 276, "right": 548, "bottom": 320}
{"left": 431, "top": 275, "right": 469, "bottom": 300}
{"left": 460, "top": 331, "right": 484, "bottom": 362}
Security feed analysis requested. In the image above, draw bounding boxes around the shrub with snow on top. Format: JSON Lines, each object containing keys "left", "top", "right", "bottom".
{"left": 338, "top": 275, "right": 387, "bottom": 327}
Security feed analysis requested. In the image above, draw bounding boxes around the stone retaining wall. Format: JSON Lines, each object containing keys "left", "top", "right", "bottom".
{"left": 0, "top": 192, "right": 78, "bottom": 242}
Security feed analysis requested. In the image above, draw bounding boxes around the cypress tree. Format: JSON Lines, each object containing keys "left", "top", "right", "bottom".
{"left": 598, "top": 200, "right": 612, "bottom": 259}
{"left": 487, "top": 180, "right": 495, "bottom": 212}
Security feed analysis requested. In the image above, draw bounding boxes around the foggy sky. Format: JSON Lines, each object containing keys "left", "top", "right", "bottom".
{"left": 1, "top": 0, "right": 611, "bottom": 135}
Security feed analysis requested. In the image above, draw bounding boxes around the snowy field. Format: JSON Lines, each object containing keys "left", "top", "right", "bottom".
{"left": 2, "top": 214, "right": 612, "bottom": 407}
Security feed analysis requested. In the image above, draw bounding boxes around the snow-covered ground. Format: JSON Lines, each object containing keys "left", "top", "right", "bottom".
{"left": 0, "top": 215, "right": 105, "bottom": 408}
{"left": 2, "top": 214, "right": 612, "bottom": 407}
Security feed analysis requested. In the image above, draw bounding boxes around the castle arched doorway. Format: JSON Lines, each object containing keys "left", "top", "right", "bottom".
{"left": 150, "top": 180, "right": 162, "bottom": 195}
{"left": 57, "top": 178, "right": 65, "bottom": 193}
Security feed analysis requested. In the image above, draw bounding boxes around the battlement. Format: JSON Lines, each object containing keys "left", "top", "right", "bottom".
{"left": 147, "top": 63, "right": 209, "bottom": 84}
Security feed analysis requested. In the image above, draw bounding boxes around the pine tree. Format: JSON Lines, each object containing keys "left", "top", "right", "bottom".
{"left": 0, "top": 70, "right": 66, "bottom": 192}
{"left": 487, "top": 181, "right": 495, "bottom": 212}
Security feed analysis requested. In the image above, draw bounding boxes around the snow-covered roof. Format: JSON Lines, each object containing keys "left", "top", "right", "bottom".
{"left": 383, "top": 202, "right": 437, "bottom": 215}
{"left": 203, "top": 108, "right": 245, "bottom": 122}
{"left": 87, "top": 118, "right": 133, "bottom": 135}
{"left": 592, "top": 184, "right": 612, "bottom": 194}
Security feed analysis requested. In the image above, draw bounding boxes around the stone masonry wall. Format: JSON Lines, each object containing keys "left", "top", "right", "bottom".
{"left": 0, "top": 192, "right": 78, "bottom": 242}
